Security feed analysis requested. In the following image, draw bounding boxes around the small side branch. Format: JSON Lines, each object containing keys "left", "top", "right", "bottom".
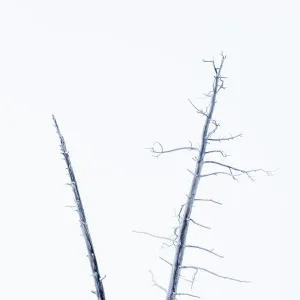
{"left": 160, "top": 256, "right": 173, "bottom": 267}
{"left": 189, "top": 218, "right": 211, "bottom": 230}
{"left": 204, "top": 161, "right": 273, "bottom": 181}
{"left": 200, "top": 172, "right": 241, "bottom": 181}
{"left": 207, "top": 133, "right": 243, "bottom": 142}
{"left": 149, "top": 270, "right": 167, "bottom": 293}
{"left": 194, "top": 198, "right": 222, "bottom": 205}
{"left": 133, "top": 230, "right": 176, "bottom": 243}
{"left": 188, "top": 99, "right": 219, "bottom": 130}
{"left": 205, "top": 150, "right": 229, "bottom": 158}
{"left": 176, "top": 293, "right": 201, "bottom": 299}
{"left": 181, "top": 266, "right": 250, "bottom": 283}
{"left": 147, "top": 141, "right": 199, "bottom": 158}
{"left": 185, "top": 245, "right": 223, "bottom": 259}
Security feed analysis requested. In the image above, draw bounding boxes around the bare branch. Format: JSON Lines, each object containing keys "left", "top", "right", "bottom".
{"left": 185, "top": 245, "right": 223, "bottom": 258}
{"left": 203, "top": 58, "right": 218, "bottom": 74}
{"left": 65, "top": 205, "right": 77, "bottom": 210}
{"left": 200, "top": 172, "right": 241, "bottom": 181}
{"left": 194, "top": 198, "right": 223, "bottom": 205}
{"left": 207, "top": 133, "right": 243, "bottom": 142}
{"left": 206, "top": 121, "right": 220, "bottom": 139}
{"left": 133, "top": 230, "right": 176, "bottom": 243}
{"left": 149, "top": 270, "right": 167, "bottom": 293}
{"left": 160, "top": 256, "right": 173, "bottom": 267}
{"left": 191, "top": 268, "right": 198, "bottom": 289}
{"left": 176, "top": 293, "right": 201, "bottom": 299}
{"left": 181, "top": 266, "right": 250, "bottom": 283}
{"left": 204, "top": 161, "right": 273, "bottom": 181}
{"left": 187, "top": 169, "right": 195, "bottom": 176}
{"left": 147, "top": 141, "right": 199, "bottom": 158}
{"left": 188, "top": 99, "right": 218, "bottom": 128}
{"left": 189, "top": 218, "right": 211, "bottom": 230}
{"left": 188, "top": 98, "right": 204, "bottom": 114}
{"left": 205, "top": 150, "right": 230, "bottom": 158}
{"left": 160, "top": 258, "right": 197, "bottom": 287}
{"left": 178, "top": 203, "right": 186, "bottom": 222}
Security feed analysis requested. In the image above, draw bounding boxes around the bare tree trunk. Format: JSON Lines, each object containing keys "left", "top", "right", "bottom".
{"left": 136, "top": 53, "right": 270, "bottom": 298}
{"left": 165, "top": 55, "right": 226, "bottom": 300}
{"left": 53, "top": 115, "right": 106, "bottom": 300}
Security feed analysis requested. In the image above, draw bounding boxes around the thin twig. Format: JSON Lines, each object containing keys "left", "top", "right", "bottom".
{"left": 176, "top": 293, "right": 201, "bottom": 299}
{"left": 207, "top": 133, "right": 243, "bottom": 142}
{"left": 189, "top": 218, "right": 211, "bottom": 230}
{"left": 149, "top": 270, "right": 167, "bottom": 293}
{"left": 194, "top": 198, "right": 223, "bottom": 205}
{"left": 200, "top": 172, "right": 241, "bottom": 181}
{"left": 205, "top": 150, "right": 229, "bottom": 158}
{"left": 204, "top": 161, "right": 273, "bottom": 181}
{"left": 133, "top": 230, "right": 176, "bottom": 243}
{"left": 181, "top": 266, "right": 250, "bottom": 283}
{"left": 185, "top": 245, "right": 223, "bottom": 258}
{"left": 147, "top": 141, "right": 199, "bottom": 158}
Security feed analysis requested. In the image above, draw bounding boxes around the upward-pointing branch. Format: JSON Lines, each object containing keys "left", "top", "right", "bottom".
{"left": 53, "top": 115, "right": 106, "bottom": 300}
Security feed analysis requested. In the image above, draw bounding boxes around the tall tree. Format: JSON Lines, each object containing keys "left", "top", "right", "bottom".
{"left": 141, "top": 53, "right": 271, "bottom": 300}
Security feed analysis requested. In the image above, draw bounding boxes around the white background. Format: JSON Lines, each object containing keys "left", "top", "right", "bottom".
{"left": 0, "top": 1, "right": 293, "bottom": 299}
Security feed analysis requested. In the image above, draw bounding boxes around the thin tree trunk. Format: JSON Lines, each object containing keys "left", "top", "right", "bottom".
{"left": 53, "top": 115, "right": 106, "bottom": 300}
{"left": 166, "top": 55, "right": 226, "bottom": 300}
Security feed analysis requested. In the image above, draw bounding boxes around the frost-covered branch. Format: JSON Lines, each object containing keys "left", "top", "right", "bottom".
{"left": 165, "top": 53, "right": 227, "bottom": 300}
{"left": 207, "top": 133, "right": 243, "bottom": 142}
{"left": 147, "top": 141, "right": 199, "bottom": 158}
{"left": 176, "top": 293, "right": 201, "bottom": 299}
{"left": 205, "top": 150, "right": 229, "bottom": 158}
{"left": 188, "top": 218, "right": 211, "bottom": 230}
{"left": 149, "top": 270, "right": 167, "bottom": 293}
{"left": 194, "top": 198, "right": 223, "bottom": 205}
{"left": 133, "top": 230, "right": 176, "bottom": 243}
{"left": 200, "top": 171, "right": 241, "bottom": 181}
{"left": 185, "top": 245, "right": 223, "bottom": 258}
{"left": 181, "top": 266, "right": 249, "bottom": 283}
{"left": 204, "top": 161, "right": 273, "bottom": 181}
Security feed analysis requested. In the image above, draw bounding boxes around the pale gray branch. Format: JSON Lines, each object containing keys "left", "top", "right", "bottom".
{"left": 204, "top": 161, "right": 273, "bottom": 181}
{"left": 147, "top": 141, "right": 199, "bottom": 158}
{"left": 176, "top": 293, "right": 201, "bottom": 299}
{"left": 185, "top": 245, "right": 223, "bottom": 258}
{"left": 189, "top": 218, "right": 211, "bottom": 230}
{"left": 194, "top": 198, "right": 222, "bottom": 205}
{"left": 207, "top": 133, "right": 243, "bottom": 142}
{"left": 206, "top": 123, "right": 220, "bottom": 139}
{"left": 133, "top": 230, "right": 176, "bottom": 242}
{"left": 188, "top": 99, "right": 218, "bottom": 127}
{"left": 205, "top": 150, "right": 229, "bottom": 158}
{"left": 160, "top": 256, "right": 173, "bottom": 267}
{"left": 149, "top": 270, "right": 167, "bottom": 293}
{"left": 200, "top": 172, "right": 241, "bottom": 181}
{"left": 181, "top": 266, "right": 250, "bottom": 283}
{"left": 191, "top": 268, "right": 198, "bottom": 289}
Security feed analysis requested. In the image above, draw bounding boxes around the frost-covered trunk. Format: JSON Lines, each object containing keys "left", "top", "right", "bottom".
{"left": 166, "top": 55, "right": 226, "bottom": 300}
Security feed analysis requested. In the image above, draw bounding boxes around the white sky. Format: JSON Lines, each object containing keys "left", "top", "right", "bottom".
{"left": 0, "top": 1, "right": 294, "bottom": 299}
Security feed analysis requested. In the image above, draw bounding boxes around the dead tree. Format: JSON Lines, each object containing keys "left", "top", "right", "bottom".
{"left": 138, "top": 53, "right": 272, "bottom": 300}
{"left": 53, "top": 115, "right": 106, "bottom": 300}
